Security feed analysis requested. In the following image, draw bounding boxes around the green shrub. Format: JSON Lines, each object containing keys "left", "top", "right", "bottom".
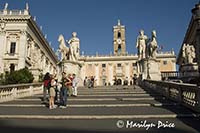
{"left": 4, "top": 67, "right": 34, "bottom": 84}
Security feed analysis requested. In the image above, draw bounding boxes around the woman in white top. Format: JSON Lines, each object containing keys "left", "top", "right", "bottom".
{"left": 49, "top": 76, "right": 56, "bottom": 109}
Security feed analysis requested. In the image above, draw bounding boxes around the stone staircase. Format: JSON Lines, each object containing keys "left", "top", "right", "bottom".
{"left": 0, "top": 85, "right": 199, "bottom": 133}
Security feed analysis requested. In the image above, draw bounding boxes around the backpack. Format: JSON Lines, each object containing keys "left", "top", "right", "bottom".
{"left": 47, "top": 79, "right": 51, "bottom": 90}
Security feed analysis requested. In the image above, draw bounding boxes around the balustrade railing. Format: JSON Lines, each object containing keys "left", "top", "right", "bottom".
{"left": 0, "top": 83, "right": 43, "bottom": 103}
{"left": 141, "top": 80, "right": 200, "bottom": 112}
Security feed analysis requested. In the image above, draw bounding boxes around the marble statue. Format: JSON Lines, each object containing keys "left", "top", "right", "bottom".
{"left": 190, "top": 45, "right": 196, "bottom": 63}
{"left": 58, "top": 34, "right": 70, "bottom": 61}
{"left": 182, "top": 43, "right": 196, "bottom": 64}
{"left": 68, "top": 32, "right": 80, "bottom": 61}
{"left": 136, "top": 30, "right": 148, "bottom": 60}
{"left": 26, "top": 3, "right": 29, "bottom": 10}
{"left": 4, "top": 3, "right": 8, "bottom": 10}
{"left": 148, "top": 30, "right": 158, "bottom": 59}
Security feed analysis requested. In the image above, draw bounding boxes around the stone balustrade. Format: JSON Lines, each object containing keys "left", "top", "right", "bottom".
{"left": 0, "top": 83, "right": 43, "bottom": 103}
{"left": 141, "top": 80, "right": 200, "bottom": 112}
{"left": 0, "top": 10, "right": 28, "bottom": 15}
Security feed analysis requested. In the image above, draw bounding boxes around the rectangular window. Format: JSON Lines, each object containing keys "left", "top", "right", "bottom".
{"left": 10, "top": 64, "right": 15, "bottom": 72}
{"left": 117, "top": 63, "right": 121, "bottom": 67}
{"left": 132, "top": 63, "right": 137, "bottom": 67}
{"left": 10, "top": 42, "right": 16, "bottom": 54}
{"left": 163, "top": 60, "right": 167, "bottom": 65}
{"left": 102, "top": 64, "right": 106, "bottom": 68}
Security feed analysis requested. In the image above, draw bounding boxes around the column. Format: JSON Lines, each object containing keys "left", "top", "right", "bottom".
{"left": 108, "top": 63, "right": 113, "bottom": 85}
{"left": 18, "top": 31, "right": 27, "bottom": 69}
{"left": 94, "top": 64, "right": 99, "bottom": 86}
{"left": 0, "top": 31, "right": 6, "bottom": 73}
{"left": 125, "top": 63, "right": 130, "bottom": 83}
{"left": 80, "top": 64, "right": 86, "bottom": 82}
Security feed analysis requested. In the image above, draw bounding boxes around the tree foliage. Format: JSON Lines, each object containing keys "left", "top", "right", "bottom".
{"left": 2, "top": 68, "right": 34, "bottom": 85}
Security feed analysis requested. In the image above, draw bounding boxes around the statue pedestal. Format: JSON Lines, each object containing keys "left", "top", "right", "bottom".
{"left": 56, "top": 60, "right": 82, "bottom": 84}
{"left": 180, "top": 63, "right": 199, "bottom": 78}
{"left": 138, "top": 58, "right": 161, "bottom": 81}
{"left": 60, "top": 60, "right": 82, "bottom": 77}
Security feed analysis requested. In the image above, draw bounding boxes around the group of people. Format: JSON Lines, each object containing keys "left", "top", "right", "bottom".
{"left": 43, "top": 72, "right": 79, "bottom": 109}
{"left": 83, "top": 76, "right": 96, "bottom": 88}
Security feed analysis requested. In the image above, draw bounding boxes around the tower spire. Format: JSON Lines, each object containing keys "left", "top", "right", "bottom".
{"left": 117, "top": 19, "right": 121, "bottom": 26}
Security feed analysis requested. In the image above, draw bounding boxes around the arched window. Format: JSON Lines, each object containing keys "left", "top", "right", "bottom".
{"left": 117, "top": 32, "right": 121, "bottom": 38}
{"left": 118, "top": 44, "right": 121, "bottom": 54}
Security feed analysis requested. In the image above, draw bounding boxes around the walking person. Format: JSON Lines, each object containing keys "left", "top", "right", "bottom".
{"left": 68, "top": 74, "right": 73, "bottom": 96}
{"left": 60, "top": 72, "right": 68, "bottom": 109}
{"left": 54, "top": 78, "right": 59, "bottom": 104}
{"left": 72, "top": 74, "right": 79, "bottom": 97}
{"left": 83, "top": 76, "right": 87, "bottom": 87}
{"left": 133, "top": 74, "right": 137, "bottom": 89}
{"left": 49, "top": 75, "right": 57, "bottom": 109}
{"left": 42, "top": 72, "right": 50, "bottom": 103}
{"left": 91, "top": 76, "right": 94, "bottom": 88}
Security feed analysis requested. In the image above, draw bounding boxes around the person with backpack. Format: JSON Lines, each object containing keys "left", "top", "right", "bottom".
{"left": 43, "top": 72, "right": 50, "bottom": 103}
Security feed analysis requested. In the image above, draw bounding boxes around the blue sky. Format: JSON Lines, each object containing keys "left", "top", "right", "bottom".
{"left": 0, "top": 0, "right": 198, "bottom": 56}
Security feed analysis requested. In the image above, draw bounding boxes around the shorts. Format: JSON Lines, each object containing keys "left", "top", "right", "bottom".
{"left": 49, "top": 87, "right": 56, "bottom": 97}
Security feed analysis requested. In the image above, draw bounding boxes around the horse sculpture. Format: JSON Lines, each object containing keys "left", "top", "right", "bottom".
{"left": 58, "top": 34, "right": 70, "bottom": 60}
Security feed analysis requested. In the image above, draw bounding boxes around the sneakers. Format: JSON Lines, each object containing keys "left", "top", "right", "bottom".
{"left": 72, "top": 94, "right": 78, "bottom": 97}
{"left": 59, "top": 106, "right": 67, "bottom": 109}
{"left": 49, "top": 105, "right": 57, "bottom": 109}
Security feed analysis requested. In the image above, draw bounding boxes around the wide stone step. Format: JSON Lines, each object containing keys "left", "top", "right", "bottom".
{"left": 0, "top": 106, "right": 197, "bottom": 116}
{"left": 1, "top": 99, "right": 174, "bottom": 105}
{"left": 0, "top": 118, "right": 199, "bottom": 133}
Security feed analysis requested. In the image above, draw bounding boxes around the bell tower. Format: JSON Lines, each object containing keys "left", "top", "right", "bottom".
{"left": 113, "top": 19, "right": 126, "bottom": 56}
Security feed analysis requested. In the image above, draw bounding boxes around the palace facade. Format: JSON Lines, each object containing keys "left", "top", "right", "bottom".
{"left": 79, "top": 20, "right": 176, "bottom": 86}
{"left": 0, "top": 4, "right": 176, "bottom": 85}
{"left": 0, "top": 4, "right": 58, "bottom": 81}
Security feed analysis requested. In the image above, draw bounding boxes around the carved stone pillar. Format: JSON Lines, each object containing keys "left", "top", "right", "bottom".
{"left": 108, "top": 63, "right": 113, "bottom": 85}
{"left": 125, "top": 63, "right": 130, "bottom": 81}
{"left": 94, "top": 63, "right": 99, "bottom": 86}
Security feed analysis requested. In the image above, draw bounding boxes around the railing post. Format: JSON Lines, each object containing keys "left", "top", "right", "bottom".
{"left": 29, "top": 85, "right": 33, "bottom": 96}
{"left": 12, "top": 87, "right": 17, "bottom": 100}
{"left": 197, "top": 88, "right": 200, "bottom": 112}
{"left": 178, "top": 86, "right": 182, "bottom": 104}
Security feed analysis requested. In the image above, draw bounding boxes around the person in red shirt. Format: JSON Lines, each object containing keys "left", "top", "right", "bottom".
{"left": 43, "top": 72, "right": 50, "bottom": 102}
{"left": 67, "top": 74, "right": 73, "bottom": 96}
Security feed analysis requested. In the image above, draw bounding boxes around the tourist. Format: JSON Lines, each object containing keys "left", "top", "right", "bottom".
{"left": 83, "top": 76, "right": 87, "bottom": 87}
{"left": 133, "top": 74, "right": 137, "bottom": 89}
{"left": 87, "top": 76, "right": 92, "bottom": 88}
{"left": 72, "top": 73, "right": 79, "bottom": 97}
{"left": 49, "top": 75, "right": 57, "bottom": 109}
{"left": 59, "top": 72, "right": 68, "bottom": 108}
{"left": 68, "top": 74, "right": 73, "bottom": 96}
{"left": 91, "top": 76, "right": 95, "bottom": 88}
{"left": 43, "top": 72, "right": 50, "bottom": 103}
{"left": 54, "top": 78, "right": 59, "bottom": 104}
